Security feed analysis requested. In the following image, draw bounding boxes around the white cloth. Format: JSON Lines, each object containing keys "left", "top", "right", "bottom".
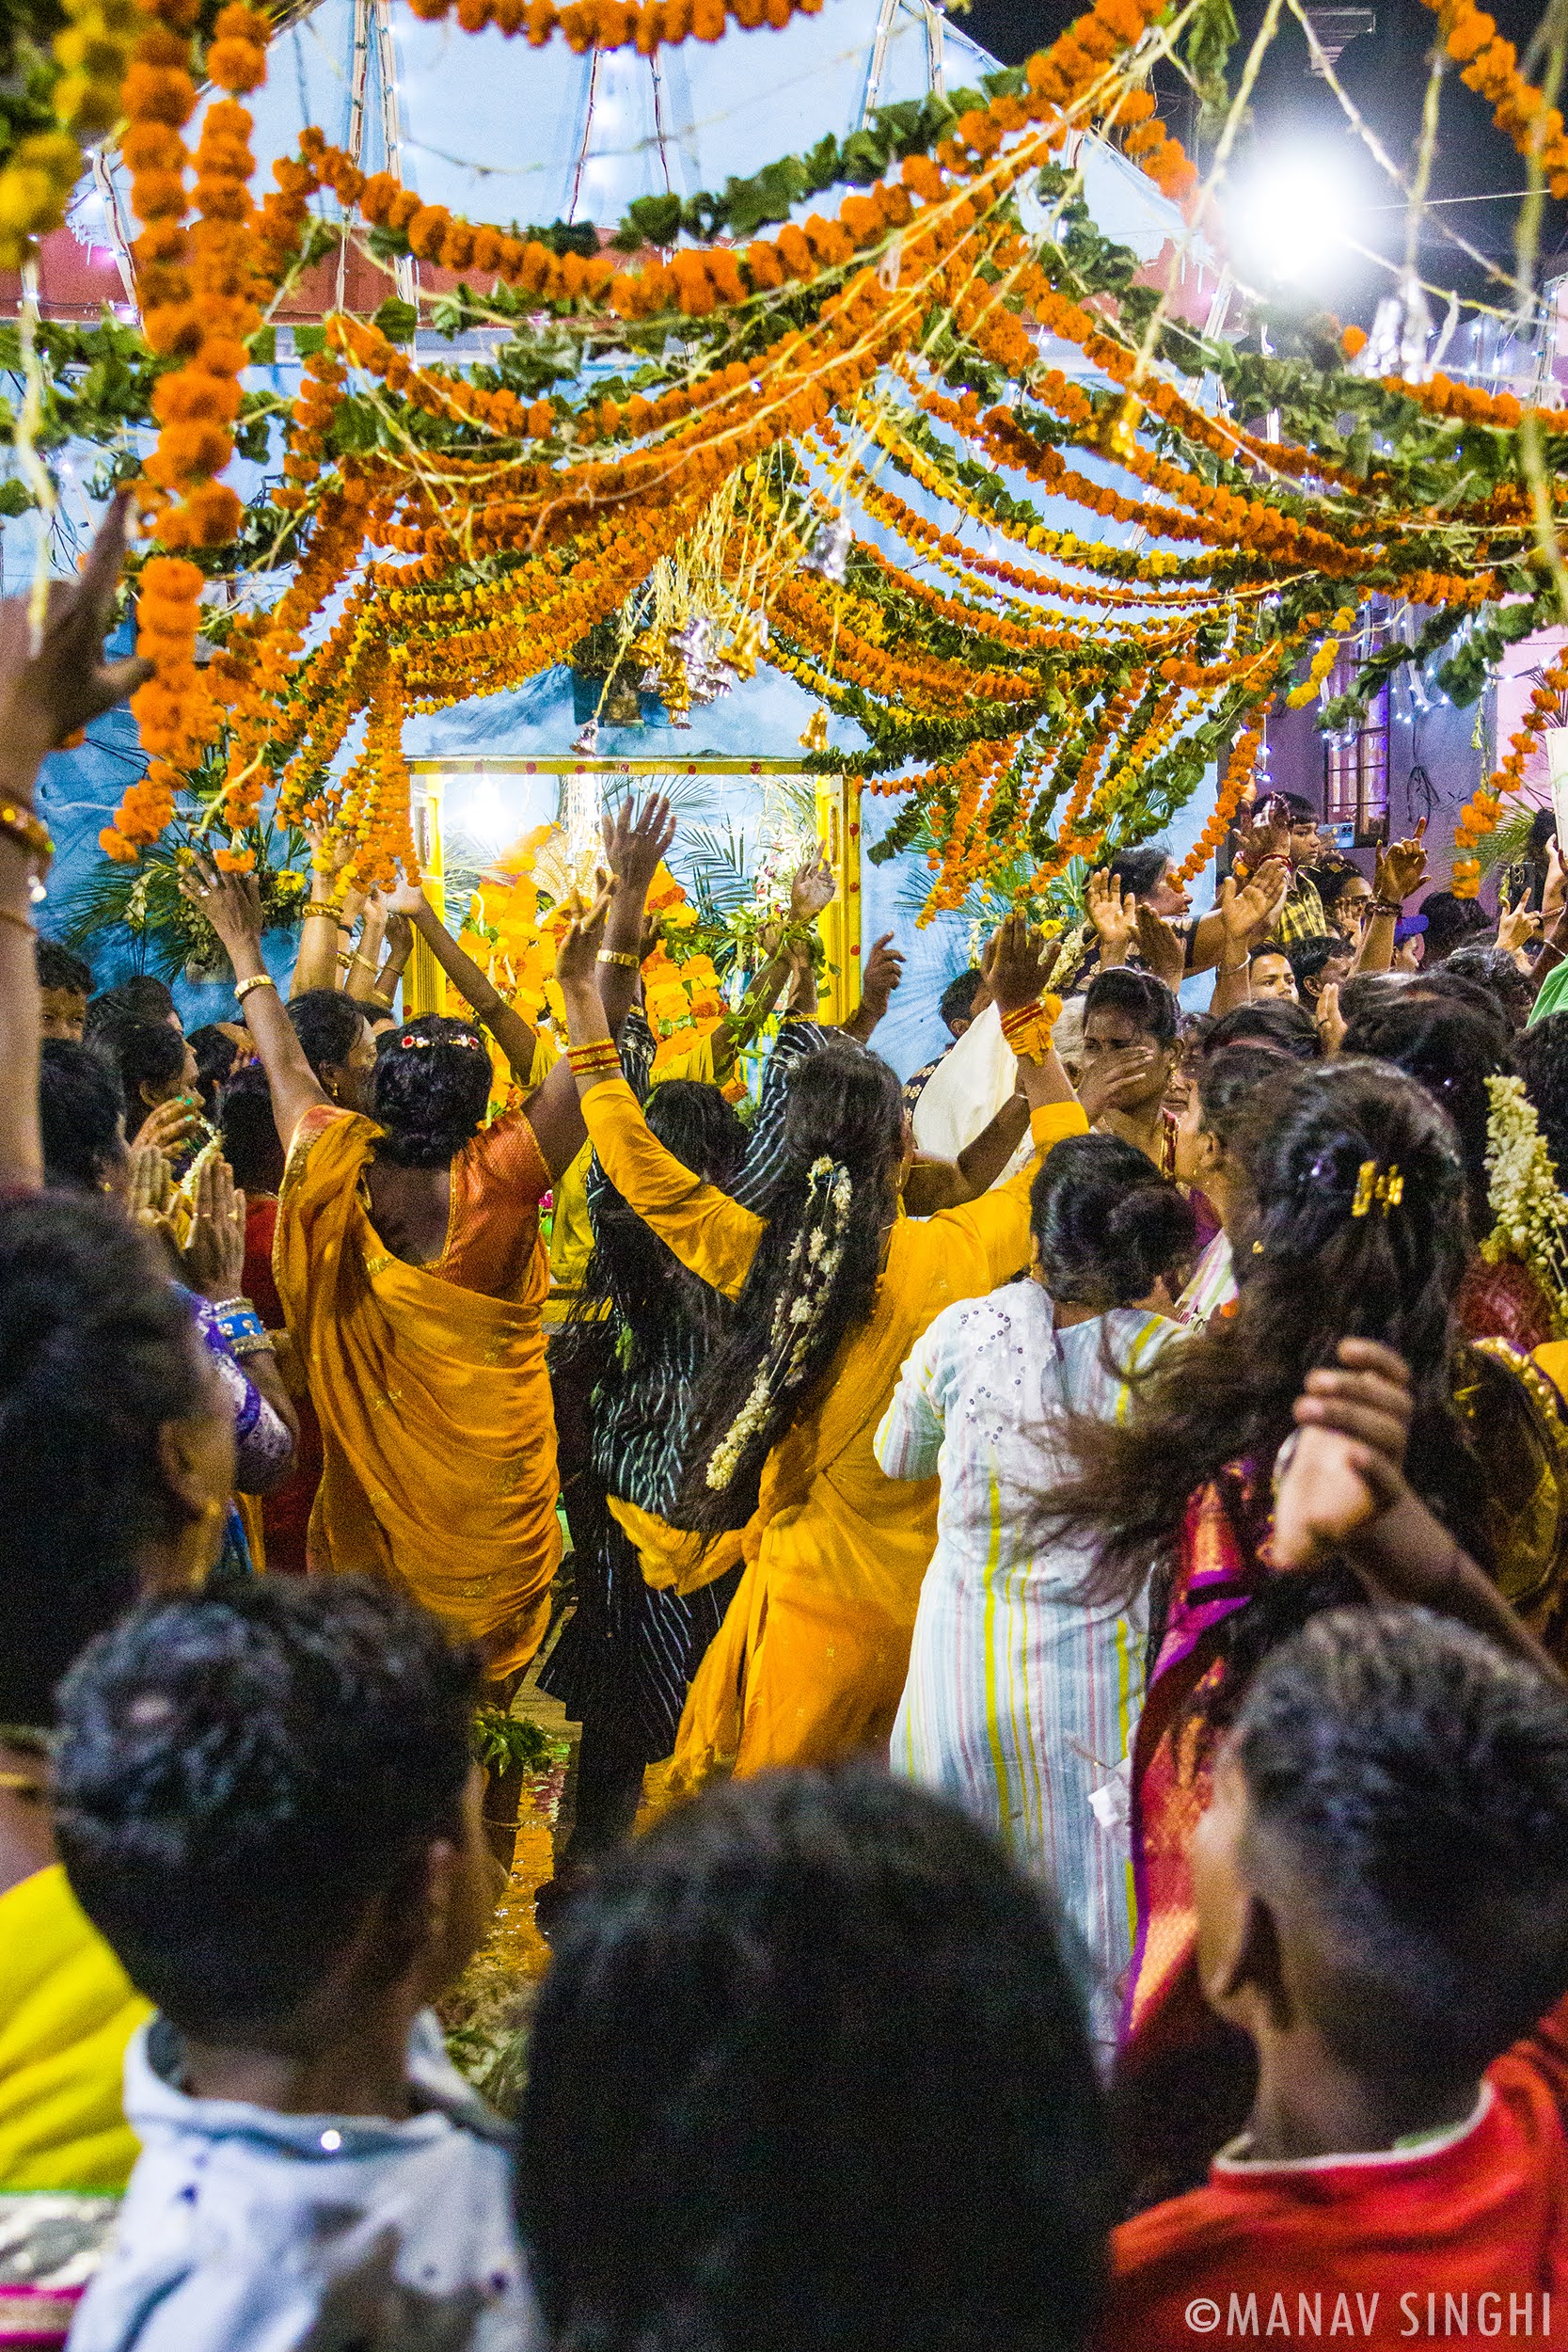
{"left": 67, "top": 2012, "right": 536, "bottom": 2352}
{"left": 878, "top": 1280, "right": 1181, "bottom": 2053}
{"left": 911, "top": 1002, "right": 1032, "bottom": 1186}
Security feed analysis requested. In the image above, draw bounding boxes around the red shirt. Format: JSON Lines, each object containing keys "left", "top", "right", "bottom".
{"left": 1102, "top": 1999, "right": 1568, "bottom": 2349}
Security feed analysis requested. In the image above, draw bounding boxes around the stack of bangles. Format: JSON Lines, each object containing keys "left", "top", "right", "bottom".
{"left": 213, "top": 1296, "right": 274, "bottom": 1361}
{"left": 999, "top": 993, "right": 1063, "bottom": 1063}
{"left": 568, "top": 1040, "right": 622, "bottom": 1076}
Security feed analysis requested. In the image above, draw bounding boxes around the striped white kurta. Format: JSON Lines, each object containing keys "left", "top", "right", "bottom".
{"left": 878, "top": 1279, "right": 1180, "bottom": 2053}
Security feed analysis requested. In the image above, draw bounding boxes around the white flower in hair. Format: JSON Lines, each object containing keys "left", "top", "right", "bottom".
{"left": 1481, "top": 1073, "right": 1568, "bottom": 1337}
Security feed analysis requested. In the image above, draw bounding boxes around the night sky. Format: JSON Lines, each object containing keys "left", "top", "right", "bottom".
{"left": 957, "top": 0, "right": 1565, "bottom": 319}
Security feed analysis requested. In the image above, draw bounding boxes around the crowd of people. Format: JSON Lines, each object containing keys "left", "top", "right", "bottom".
{"left": 8, "top": 508, "right": 1568, "bottom": 2351}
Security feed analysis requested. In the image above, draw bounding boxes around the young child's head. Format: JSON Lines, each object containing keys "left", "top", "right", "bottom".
{"left": 53, "top": 1580, "right": 490, "bottom": 2054}
{"left": 1192, "top": 1608, "right": 1568, "bottom": 2112}
{"left": 517, "top": 1767, "right": 1112, "bottom": 2352}
{"left": 1029, "top": 1132, "right": 1195, "bottom": 1311}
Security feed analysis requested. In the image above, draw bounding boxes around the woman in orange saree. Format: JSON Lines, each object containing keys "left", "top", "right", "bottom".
{"left": 187, "top": 802, "right": 673, "bottom": 1677}
{"left": 1032, "top": 1056, "right": 1568, "bottom": 2204}
{"left": 555, "top": 902, "right": 1091, "bottom": 1795}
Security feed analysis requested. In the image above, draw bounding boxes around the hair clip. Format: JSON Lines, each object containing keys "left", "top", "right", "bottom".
{"left": 1351, "top": 1159, "right": 1404, "bottom": 1216}
{"left": 400, "top": 1034, "right": 433, "bottom": 1051}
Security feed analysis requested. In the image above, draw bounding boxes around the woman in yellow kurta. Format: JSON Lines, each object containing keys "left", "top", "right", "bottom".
{"left": 190, "top": 803, "right": 674, "bottom": 1677}
{"left": 556, "top": 903, "right": 1088, "bottom": 1794}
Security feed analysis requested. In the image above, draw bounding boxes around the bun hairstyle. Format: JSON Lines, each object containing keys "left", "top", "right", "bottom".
{"left": 676, "top": 1045, "right": 906, "bottom": 1533}
{"left": 1030, "top": 1135, "right": 1195, "bottom": 1310}
{"left": 1036, "top": 1057, "right": 1484, "bottom": 1610}
{"left": 370, "top": 1014, "right": 493, "bottom": 1170}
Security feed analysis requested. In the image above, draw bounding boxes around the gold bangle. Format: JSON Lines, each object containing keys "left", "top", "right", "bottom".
{"left": 234, "top": 972, "right": 277, "bottom": 1004}
{"left": 351, "top": 951, "right": 379, "bottom": 975}
{"left": 369, "top": 993, "right": 396, "bottom": 1012}
{"left": 0, "top": 904, "right": 36, "bottom": 940}
{"left": 596, "top": 948, "right": 641, "bottom": 968}
{"left": 0, "top": 800, "right": 52, "bottom": 867}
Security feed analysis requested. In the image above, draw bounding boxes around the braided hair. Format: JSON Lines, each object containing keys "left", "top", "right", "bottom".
{"left": 556, "top": 1078, "right": 748, "bottom": 1384}
{"left": 675, "top": 1044, "right": 906, "bottom": 1533}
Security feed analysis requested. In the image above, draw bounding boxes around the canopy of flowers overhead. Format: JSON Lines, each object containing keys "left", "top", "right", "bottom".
{"left": 1, "top": 0, "right": 1564, "bottom": 922}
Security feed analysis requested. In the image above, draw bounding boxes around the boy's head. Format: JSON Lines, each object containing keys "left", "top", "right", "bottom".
{"left": 1276, "top": 792, "right": 1323, "bottom": 869}
{"left": 939, "top": 966, "right": 984, "bottom": 1040}
{"left": 37, "top": 938, "right": 92, "bottom": 1041}
{"left": 54, "top": 1579, "right": 489, "bottom": 2050}
{"left": 517, "top": 1767, "right": 1112, "bottom": 2352}
{"left": 1192, "top": 1609, "right": 1568, "bottom": 2106}
{"left": 1287, "top": 931, "right": 1353, "bottom": 1009}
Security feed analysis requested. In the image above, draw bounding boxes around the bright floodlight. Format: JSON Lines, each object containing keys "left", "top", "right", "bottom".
{"left": 1227, "top": 146, "right": 1354, "bottom": 291}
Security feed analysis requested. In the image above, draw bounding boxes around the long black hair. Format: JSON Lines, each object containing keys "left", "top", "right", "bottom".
{"left": 1339, "top": 991, "right": 1509, "bottom": 1239}
{"left": 557, "top": 1078, "right": 748, "bottom": 1383}
{"left": 1037, "top": 1057, "right": 1486, "bottom": 1611}
{"left": 675, "top": 1044, "right": 906, "bottom": 1534}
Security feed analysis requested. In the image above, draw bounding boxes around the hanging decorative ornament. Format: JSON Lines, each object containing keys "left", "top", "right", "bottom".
{"left": 800, "top": 511, "right": 851, "bottom": 584}
{"left": 571, "top": 717, "right": 600, "bottom": 755}
{"left": 726, "top": 612, "right": 768, "bottom": 679}
{"left": 603, "top": 672, "right": 642, "bottom": 727}
{"left": 800, "top": 707, "right": 830, "bottom": 754}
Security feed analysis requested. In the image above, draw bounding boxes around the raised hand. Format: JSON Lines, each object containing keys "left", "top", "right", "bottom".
{"left": 388, "top": 876, "right": 428, "bottom": 921}
{"left": 602, "top": 792, "right": 676, "bottom": 898}
{"left": 0, "top": 492, "right": 151, "bottom": 791}
{"left": 1497, "top": 887, "right": 1544, "bottom": 958}
{"left": 985, "top": 911, "right": 1054, "bottom": 1013}
{"left": 180, "top": 858, "right": 265, "bottom": 972}
{"left": 381, "top": 910, "right": 414, "bottom": 964}
{"left": 132, "top": 1091, "right": 203, "bottom": 1159}
{"left": 1272, "top": 1338, "right": 1413, "bottom": 1570}
{"left": 1135, "top": 902, "right": 1185, "bottom": 991}
{"left": 1373, "top": 818, "right": 1428, "bottom": 908}
{"left": 860, "top": 930, "right": 904, "bottom": 1019}
{"left": 181, "top": 1146, "right": 247, "bottom": 1302}
{"left": 1230, "top": 796, "right": 1292, "bottom": 874}
{"left": 1315, "top": 978, "right": 1346, "bottom": 1055}
{"left": 790, "top": 849, "right": 836, "bottom": 922}
{"left": 1085, "top": 867, "right": 1138, "bottom": 964}
{"left": 126, "top": 1141, "right": 174, "bottom": 1227}
{"left": 1220, "top": 858, "right": 1290, "bottom": 946}
{"left": 554, "top": 884, "right": 612, "bottom": 984}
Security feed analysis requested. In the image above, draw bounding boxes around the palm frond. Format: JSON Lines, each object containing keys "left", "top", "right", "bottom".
{"left": 677, "top": 819, "right": 754, "bottom": 926}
